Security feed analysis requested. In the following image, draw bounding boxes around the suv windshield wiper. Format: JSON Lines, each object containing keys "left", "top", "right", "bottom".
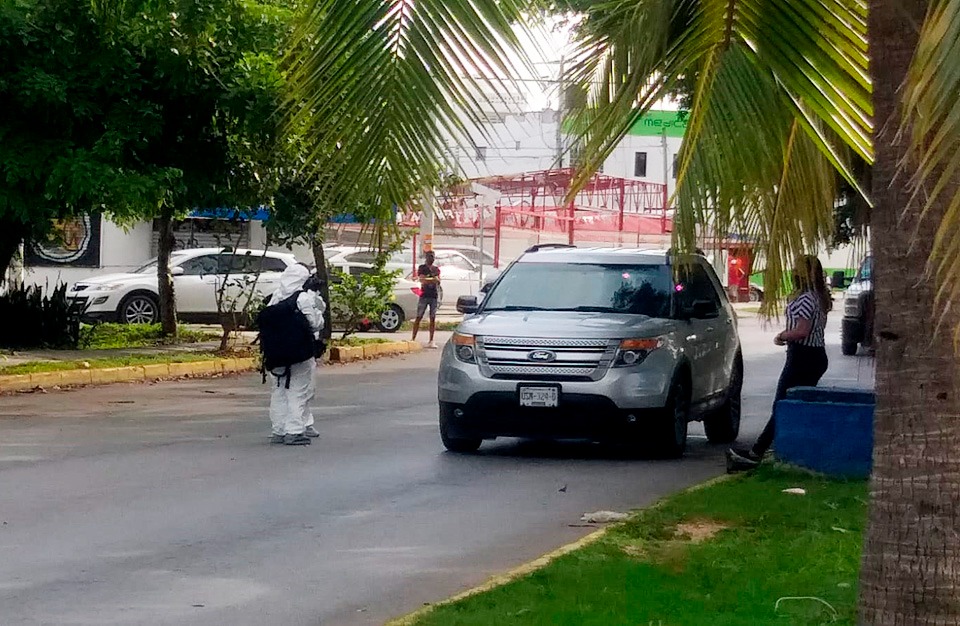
{"left": 485, "top": 305, "right": 550, "bottom": 311}
{"left": 555, "top": 305, "right": 618, "bottom": 313}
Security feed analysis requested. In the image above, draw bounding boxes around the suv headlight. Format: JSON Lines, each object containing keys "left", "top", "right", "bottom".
{"left": 94, "top": 283, "right": 125, "bottom": 292}
{"left": 452, "top": 332, "right": 476, "bottom": 363}
{"left": 615, "top": 338, "right": 663, "bottom": 367}
{"left": 844, "top": 296, "right": 862, "bottom": 317}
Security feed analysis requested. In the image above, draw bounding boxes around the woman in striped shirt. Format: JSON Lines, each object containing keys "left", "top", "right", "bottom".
{"left": 728, "top": 255, "right": 832, "bottom": 469}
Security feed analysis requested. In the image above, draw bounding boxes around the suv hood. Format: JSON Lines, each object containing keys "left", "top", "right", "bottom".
{"left": 74, "top": 273, "right": 147, "bottom": 288}
{"left": 459, "top": 310, "right": 673, "bottom": 340}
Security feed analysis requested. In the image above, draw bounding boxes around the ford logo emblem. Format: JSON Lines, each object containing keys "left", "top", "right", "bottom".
{"left": 528, "top": 350, "right": 557, "bottom": 363}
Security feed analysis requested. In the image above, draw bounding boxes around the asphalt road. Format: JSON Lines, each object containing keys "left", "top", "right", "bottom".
{"left": 0, "top": 317, "right": 873, "bottom": 626}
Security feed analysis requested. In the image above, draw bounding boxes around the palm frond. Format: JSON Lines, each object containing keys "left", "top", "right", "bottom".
{"left": 673, "top": 45, "right": 837, "bottom": 313}
{"left": 904, "top": 0, "right": 960, "bottom": 335}
{"left": 284, "top": 0, "right": 532, "bottom": 216}
{"left": 567, "top": 0, "right": 872, "bottom": 307}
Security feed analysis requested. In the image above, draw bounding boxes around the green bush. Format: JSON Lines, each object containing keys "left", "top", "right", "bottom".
{"left": 329, "top": 266, "right": 399, "bottom": 338}
{"left": 0, "top": 283, "right": 80, "bottom": 349}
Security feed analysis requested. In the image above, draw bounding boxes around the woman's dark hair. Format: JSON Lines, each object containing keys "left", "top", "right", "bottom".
{"left": 792, "top": 255, "right": 832, "bottom": 312}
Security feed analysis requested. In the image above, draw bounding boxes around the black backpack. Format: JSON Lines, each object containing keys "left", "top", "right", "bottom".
{"left": 257, "top": 291, "right": 315, "bottom": 387}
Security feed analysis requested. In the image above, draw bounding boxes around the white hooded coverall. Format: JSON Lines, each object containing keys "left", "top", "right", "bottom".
{"left": 267, "top": 264, "right": 326, "bottom": 437}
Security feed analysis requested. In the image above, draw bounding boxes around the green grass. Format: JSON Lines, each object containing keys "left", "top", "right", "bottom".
{"left": 330, "top": 336, "right": 390, "bottom": 347}
{"left": 412, "top": 466, "right": 867, "bottom": 626}
{"left": 78, "top": 323, "right": 218, "bottom": 350}
{"left": 400, "top": 320, "right": 461, "bottom": 332}
{"left": 0, "top": 353, "right": 223, "bottom": 376}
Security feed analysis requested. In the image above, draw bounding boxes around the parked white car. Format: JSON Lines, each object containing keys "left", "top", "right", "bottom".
{"left": 405, "top": 249, "right": 497, "bottom": 304}
{"left": 327, "top": 261, "right": 422, "bottom": 332}
{"left": 326, "top": 246, "right": 411, "bottom": 275}
{"left": 68, "top": 248, "right": 299, "bottom": 324}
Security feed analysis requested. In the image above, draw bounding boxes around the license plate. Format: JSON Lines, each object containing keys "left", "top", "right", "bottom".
{"left": 519, "top": 386, "right": 559, "bottom": 408}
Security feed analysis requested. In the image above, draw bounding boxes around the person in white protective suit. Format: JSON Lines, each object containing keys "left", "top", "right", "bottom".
{"left": 266, "top": 264, "right": 326, "bottom": 446}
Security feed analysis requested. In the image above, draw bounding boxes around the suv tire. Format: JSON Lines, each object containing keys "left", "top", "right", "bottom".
{"left": 439, "top": 402, "right": 482, "bottom": 453}
{"left": 651, "top": 376, "right": 690, "bottom": 458}
{"left": 704, "top": 355, "right": 742, "bottom": 444}
{"left": 377, "top": 304, "right": 405, "bottom": 333}
{"left": 118, "top": 292, "right": 160, "bottom": 325}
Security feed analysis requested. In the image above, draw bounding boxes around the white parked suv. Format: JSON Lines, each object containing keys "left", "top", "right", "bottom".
{"left": 438, "top": 246, "right": 743, "bottom": 457}
{"left": 68, "top": 248, "right": 298, "bottom": 324}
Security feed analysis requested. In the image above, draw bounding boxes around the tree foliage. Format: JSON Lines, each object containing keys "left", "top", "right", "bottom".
{"left": 0, "top": 0, "right": 296, "bottom": 334}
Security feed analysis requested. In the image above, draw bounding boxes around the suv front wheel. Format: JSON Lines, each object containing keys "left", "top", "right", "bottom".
{"left": 650, "top": 376, "right": 690, "bottom": 458}
{"left": 118, "top": 292, "right": 160, "bottom": 325}
{"left": 703, "top": 355, "right": 742, "bottom": 444}
{"left": 439, "top": 402, "right": 482, "bottom": 453}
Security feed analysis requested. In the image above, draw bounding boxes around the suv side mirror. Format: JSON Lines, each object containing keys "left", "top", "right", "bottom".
{"left": 171, "top": 266, "right": 185, "bottom": 277}
{"left": 457, "top": 295, "right": 479, "bottom": 314}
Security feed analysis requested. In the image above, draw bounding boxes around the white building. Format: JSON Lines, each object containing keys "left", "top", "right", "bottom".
{"left": 445, "top": 109, "right": 561, "bottom": 179}
{"left": 598, "top": 110, "right": 685, "bottom": 200}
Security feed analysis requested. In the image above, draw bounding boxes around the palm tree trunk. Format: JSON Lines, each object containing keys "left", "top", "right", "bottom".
{"left": 859, "top": 1, "right": 960, "bottom": 623}
{"left": 156, "top": 207, "right": 178, "bottom": 338}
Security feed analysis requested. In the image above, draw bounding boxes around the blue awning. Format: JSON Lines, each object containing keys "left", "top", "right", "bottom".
{"left": 189, "top": 207, "right": 271, "bottom": 221}
{"left": 189, "top": 206, "right": 396, "bottom": 224}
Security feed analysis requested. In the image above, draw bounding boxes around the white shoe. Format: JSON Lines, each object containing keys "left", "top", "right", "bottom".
{"left": 426, "top": 341, "right": 438, "bottom": 349}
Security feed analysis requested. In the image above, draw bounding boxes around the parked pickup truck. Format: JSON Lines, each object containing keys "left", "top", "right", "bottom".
{"left": 841, "top": 255, "right": 874, "bottom": 356}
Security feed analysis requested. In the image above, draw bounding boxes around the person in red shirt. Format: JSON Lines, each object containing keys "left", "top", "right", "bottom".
{"left": 412, "top": 251, "right": 441, "bottom": 348}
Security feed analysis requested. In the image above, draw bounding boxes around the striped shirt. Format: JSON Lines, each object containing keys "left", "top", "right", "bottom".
{"left": 786, "top": 291, "right": 827, "bottom": 348}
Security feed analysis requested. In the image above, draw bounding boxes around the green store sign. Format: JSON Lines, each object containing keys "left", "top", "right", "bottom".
{"left": 562, "top": 110, "right": 688, "bottom": 138}
{"left": 628, "top": 110, "right": 688, "bottom": 138}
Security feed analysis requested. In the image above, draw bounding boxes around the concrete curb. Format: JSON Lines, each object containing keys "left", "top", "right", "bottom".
{"left": 0, "top": 340, "right": 423, "bottom": 393}
{"left": 328, "top": 340, "right": 423, "bottom": 364}
{"left": 385, "top": 526, "right": 612, "bottom": 626}
{"left": 384, "top": 473, "right": 737, "bottom": 626}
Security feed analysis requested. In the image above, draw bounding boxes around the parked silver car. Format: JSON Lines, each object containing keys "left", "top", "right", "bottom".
{"left": 437, "top": 246, "right": 743, "bottom": 457}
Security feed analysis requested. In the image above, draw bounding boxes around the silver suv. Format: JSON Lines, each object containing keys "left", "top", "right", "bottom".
{"left": 438, "top": 246, "right": 742, "bottom": 457}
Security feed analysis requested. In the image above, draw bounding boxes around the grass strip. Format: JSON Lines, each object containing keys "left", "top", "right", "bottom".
{"left": 0, "top": 353, "right": 225, "bottom": 376}
{"left": 411, "top": 466, "right": 867, "bottom": 626}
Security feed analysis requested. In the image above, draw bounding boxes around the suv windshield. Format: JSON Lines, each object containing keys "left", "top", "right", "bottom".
{"left": 135, "top": 253, "right": 190, "bottom": 274}
{"left": 483, "top": 263, "right": 673, "bottom": 318}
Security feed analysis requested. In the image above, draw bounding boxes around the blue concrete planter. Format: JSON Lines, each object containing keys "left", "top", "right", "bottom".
{"left": 773, "top": 386, "right": 875, "bottom": 478}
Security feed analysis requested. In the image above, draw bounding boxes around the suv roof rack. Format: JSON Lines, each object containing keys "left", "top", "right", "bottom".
{"left": 666, "top": 247, "right": 706, "bottom": 256}
{"left": 524, "top": 243, "right": 577, "bottom": 253}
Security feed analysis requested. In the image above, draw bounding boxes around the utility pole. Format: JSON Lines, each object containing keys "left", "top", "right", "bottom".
{"left": 421, "top": 189, "right": 435, "bottom": 256}
{"left": 661, "top": 127, "right": 670, "bottom": 234}
{"left": 555, "top": 56, "right": 564, "bottom": 168}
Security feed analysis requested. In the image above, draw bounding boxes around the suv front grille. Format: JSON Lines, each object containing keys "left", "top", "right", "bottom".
{"left": 478, "top": 336, "right": 617, "bottom": 381}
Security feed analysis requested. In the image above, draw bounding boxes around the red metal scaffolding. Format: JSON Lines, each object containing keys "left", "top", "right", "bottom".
{"left": 398, "top": 168, "right": 671, "bottom": 267}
